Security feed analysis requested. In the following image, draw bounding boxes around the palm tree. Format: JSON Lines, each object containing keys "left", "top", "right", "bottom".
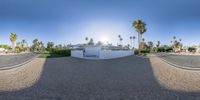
{"left": 130, "top": 36, "right": 133, "bottom": 47}
{"left": 10, "top": 32, "right": 17, "bottom": 51}
{"left": 132, "top": 20, "right": 147, "bottom": 49}
{"left": 118, "top": 35, "right": 121, "bottom": 39}
{"left": 141, "top": 38, "right": 145, "bottom": 49}
{"left": 120, "top": 37, "right": 123, "bottom": 46}
{"left": 173, "top": 36, "right": 176, "bottom": 40}
{"left": 156, "top": 41, "right": 160, "bottom": 48}
{"left": 21, "top": 39, "right": 26, "bottom": 48}
{"left": 85, "top": 37, "right": 88, "bottom": 44}
{"left": 132, "top": 36, "right": 135, "bottom": 48}
{"left": 88, "top": 38, "right": 94, "bottom": 45}
{"left": 118, "top": 35, "right": 122, "bottom": 46}
{"left": 172, "top": 36, "right": 177, "bottom": 52}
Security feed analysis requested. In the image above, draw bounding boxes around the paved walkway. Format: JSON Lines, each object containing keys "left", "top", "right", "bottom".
{"left": 156, "top": 53, "right": 200, "bottom": 68}
{"left": 0, "top": 53, "right": 37, "bottom": 68}
{"left": 0, "top": 55, "right": 200, "bottom": 100}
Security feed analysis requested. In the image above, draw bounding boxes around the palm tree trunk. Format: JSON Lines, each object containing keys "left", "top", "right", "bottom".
{"left": 12, "top": 42, "right": 14, "bottom": 51}
{"left": 138, "top": 34, "right": 142, "bottom": 49}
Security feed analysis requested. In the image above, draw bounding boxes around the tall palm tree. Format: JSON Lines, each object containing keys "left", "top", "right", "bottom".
{"left": 130, "top": 36, "right": 133, "bottom": 47}
{"left": 118, "top": 35, "right": 121, "bottom": 39}
{"left": 132, "top": 36, "right": 136, "bottom": 48}
{"left": 132, "top": 20, "right": 147, "bottom": 49}
{"left": 173, "top": 36, "right": 176, "bottom": 40}
{"left": 156, "top": 41, "right": 160, "bottom": 48}
{"left": 120, "top": 37, "right": 123, "bottom": 46}
{"left": 10, "top": 32, "right": 17, "bottom": 51}
{"left": 118, "top": 35, "right": 122, "bottom": 46}
{"left": 21, "top": 39, "right": 26, "bottom": 48}
{"left": 85, "top": 37, "right": 88, "bottom": 44}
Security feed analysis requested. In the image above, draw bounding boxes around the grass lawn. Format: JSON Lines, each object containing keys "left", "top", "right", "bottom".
{"left": 38, "top": 53, "right": 69, "bottom": 58}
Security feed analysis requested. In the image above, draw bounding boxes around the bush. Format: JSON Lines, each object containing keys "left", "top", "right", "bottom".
{"left": 50, "top": 49, "right": 71, "bottom": 56}
{"left": 140, "top": 49, "right": 150, "bottom": 54}
{"left": 157, "top": 47, "right": 165, "bottom": 52}
{"left": 134, "top": 49, "right": 139, "bottom": 55}
{"left": 188, "top": 47, "right": 196, "bottom": 52}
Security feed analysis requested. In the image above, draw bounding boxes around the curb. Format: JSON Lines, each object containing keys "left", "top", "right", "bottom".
{"left": 135, "top": 55, "right": 149, "bottom": 59}
{"left": 0, "top": 54, "right": 39, "bottom": 70}
{"left": 153, "top": 54, "right": 200, "bottom": 70}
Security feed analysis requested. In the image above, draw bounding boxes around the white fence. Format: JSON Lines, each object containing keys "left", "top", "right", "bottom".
{"left": 99, "top": 50, "right": 133, "bottom": 59}
{"left": 71, "top": 50, "right": 134, "bottom": 59}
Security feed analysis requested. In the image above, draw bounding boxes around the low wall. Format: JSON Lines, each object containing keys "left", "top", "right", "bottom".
{"left": 71, "top": 50, "right": 134, "bottom": 59}
{"left": 71, "top": 50, "right": 83, "bottom": 58}
{"left": 99, "top": 50, "right": 134, "bottom": 59}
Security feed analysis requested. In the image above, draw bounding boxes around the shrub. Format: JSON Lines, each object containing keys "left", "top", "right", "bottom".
{"left": 157, "top": 47, "right": 165, "bottom": 52}
{"left": 50, "top": 49, "right": 71, "bottom": 56}
{"left": 188, "top": 47, "right": 196, "bottom": 52}
{"left": 134, "top": 49, "right": 139, "bottom": 55}
{"left": 140, "top": 49, "right": 150, "bottom": 54}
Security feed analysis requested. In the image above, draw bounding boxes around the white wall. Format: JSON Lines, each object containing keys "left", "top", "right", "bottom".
{"left": 84, "top": 46, "right": 101, "bottom": 57}
{"left": 99, "top": 50, "right": 134, "bottom": 59}
{"left": 71, "top": 50, "right": 134, "bottom": 59}
{"left": 71, "top": 50, "right": 84, "bottom": 58}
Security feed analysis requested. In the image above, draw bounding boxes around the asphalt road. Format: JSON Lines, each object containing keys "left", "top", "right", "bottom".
{"left": 157, "top": 53, "right": 200, "bottom": 68}
{"left": 1, "top": 56, "right": 200, "bottom": 100}
{"left": 0, "top": 53, "right": 37, "bottom": 68}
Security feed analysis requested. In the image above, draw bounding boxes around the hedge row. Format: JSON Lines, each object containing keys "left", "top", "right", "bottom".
{"left": 50, "top": 49, "right": 71, "bottom": 56}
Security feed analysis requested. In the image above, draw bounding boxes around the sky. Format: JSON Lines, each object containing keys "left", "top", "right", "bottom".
{"left": 0, "top": 0, "right": 200, "bottom": 47}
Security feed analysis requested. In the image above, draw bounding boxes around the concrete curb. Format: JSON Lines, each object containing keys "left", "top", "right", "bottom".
{"left": 135, "top": 55, "right": 149, "bottom": 59}
{"left": 153, "top": 54, "right": 200, "bottom": 71}
{"left": 0, "top": 54, "right": 39, "bottom": 70}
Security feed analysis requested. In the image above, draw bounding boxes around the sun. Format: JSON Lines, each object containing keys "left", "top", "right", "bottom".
{"left": 100, "top": 36, "right": 110, "bottom": 43}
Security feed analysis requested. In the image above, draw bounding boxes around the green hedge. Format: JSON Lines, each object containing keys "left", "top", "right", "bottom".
{"left": 134, "top": 49, "right": 139, "bottom": 55}
{"left": 50, "top": 49, "right": 71, "bottom": 56}
{"left": 140, "top": 49, "right": 150, "bottom": 53}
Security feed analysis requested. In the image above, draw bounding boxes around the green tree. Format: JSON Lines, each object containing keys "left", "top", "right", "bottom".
{"left": 31, "top": 39, "right": 39, "bottom": 51}
{"left": 47, "top": 42, "right": 54, "bottom": 51}
{"left": 10, "top": 32, "right": 17, "bottom": 51}
{"left": 85, "top": 37, "right": 88, "bottom": 44}
{"left": 88, "top": 38, "right": 94, "bottom": 45}
{"left": 0, "top": 44, "right": 8, "bottom": 49}
{"left": 156, "top": 41, "right": 160, "bottom": 48}
{"left": 132, "top": 20, "right": 147, "bottom": 49}
{"left": 147, "top": 41, "right": 154, "bottom": 49}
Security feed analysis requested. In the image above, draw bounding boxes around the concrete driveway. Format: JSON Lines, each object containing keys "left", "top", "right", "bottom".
{"left": 1, "top": 55, "right": 200, "bottom": 100}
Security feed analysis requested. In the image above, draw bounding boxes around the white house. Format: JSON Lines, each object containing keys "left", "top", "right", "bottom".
{"left": 71, "top": 45, "right": 134, "bottom": 59}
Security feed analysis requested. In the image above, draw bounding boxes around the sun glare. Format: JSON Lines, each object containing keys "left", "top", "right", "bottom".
{"left": 100, "top": 36, "right": 110, "bottom": 43}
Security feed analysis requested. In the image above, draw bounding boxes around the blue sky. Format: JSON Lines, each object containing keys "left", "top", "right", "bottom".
{"left": 0, "top": 0, "right": 200, "bottom": 47}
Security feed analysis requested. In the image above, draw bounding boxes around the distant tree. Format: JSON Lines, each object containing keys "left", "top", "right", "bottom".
{"left": 31, "top": 39, "right": 39, "bottom": 51}
{"left": 10, "top": 32, "right": 17, "bottom": 51}
{"left": 38, "top": 41, "right": 45, "bottom": 51}
{"left": 97, "top": 41, "right": 103, "bottom": 46}
{"left": 141, "top": 38, "right": 146, "bottom": 50}
{"left": 21, "top": 39, "right": 28, "bottom": 51}
{"left": 0, "top": 44, "right": 9, "bottom": 49}
{"left": 132, "top": 20, "right": 147, "bottom": 49}
{"left": 156, "top": 41, "right": 160, "bottom": 48}
{"left": 85, "top": 37, "right": 89, "bottom": 44}
{"left": 88, "top": 38, "right": 94, "bottom": 45}
{"left": 55, "top": 44, "right": 63, "bottom": 50}
{"left": 130, "top": 36, "right": 133, "bottom": 47}
{"left": 47, "top": 42, "right": 54, "bottom": 49}
{"left": 147, "top": 41, "right": 154, "bottom": 49}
